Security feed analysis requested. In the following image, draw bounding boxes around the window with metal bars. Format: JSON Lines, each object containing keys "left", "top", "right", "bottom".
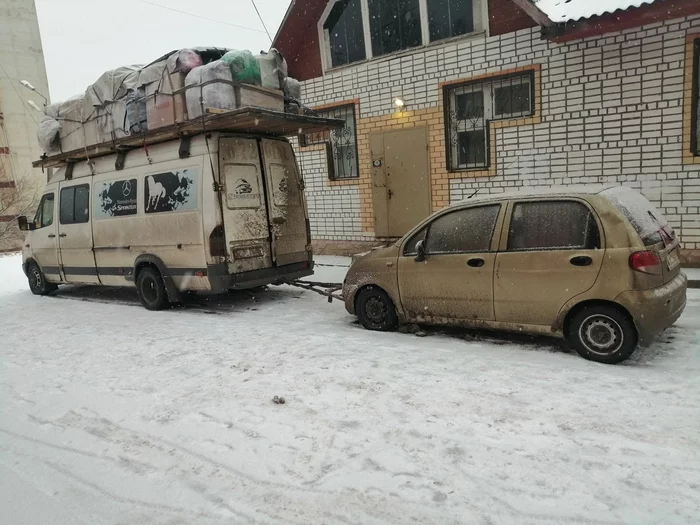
{"left": 444, "top": 72, "right": 534, "bottom": 171}
{"left": 301, "top": 104, "right": 359, "bottom": 180}
{"left": 692, "top": 39, "right": 700, "bottom": 155}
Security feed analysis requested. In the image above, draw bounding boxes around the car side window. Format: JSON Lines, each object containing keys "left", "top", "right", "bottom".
{"left": 403, "top": 226, "right": 427, "bottom": 256}
{"left": 60, "top": 184, "right": 90, "bottom": 225}
{"left": 507, "top": 201, "right": 600, "bottom": 251}
{"left": 34, "top": 193, "right": 54, "bottom": 229}
{"left": 424, "top": 205, "right": 501, "bottom": 254}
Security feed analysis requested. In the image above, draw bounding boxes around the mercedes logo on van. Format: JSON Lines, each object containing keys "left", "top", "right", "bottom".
{"left": 122, "top": 180, "right": 132, "bottom": 197}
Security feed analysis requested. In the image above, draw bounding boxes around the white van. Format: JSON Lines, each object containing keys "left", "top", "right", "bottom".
{"left": 18, "top": 133, "right": 313, "bottom": 309}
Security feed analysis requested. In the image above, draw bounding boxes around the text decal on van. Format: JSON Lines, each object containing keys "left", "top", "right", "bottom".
{"left": 95, "top": 178, "right": 138, "bottom": 218}
{"left": 145, "top": 168, "right": 198, "bottom": 214}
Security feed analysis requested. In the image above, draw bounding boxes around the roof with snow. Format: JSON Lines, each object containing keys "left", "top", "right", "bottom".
{"left": 534, "top": 0, "right": 657, "bottom": 23}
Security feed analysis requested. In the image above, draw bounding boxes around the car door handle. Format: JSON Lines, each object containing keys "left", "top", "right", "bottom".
{"left": 467, "top": 258, "right": 485, "bottom": 268}
{"left": 59, "top": 233, "right": 67, "bottom": 238}
{"left": 48, "top": 234, "right": 56, "bottom": 238}
{"left": 570, "top": 255, "right": 592, "bottom": 266}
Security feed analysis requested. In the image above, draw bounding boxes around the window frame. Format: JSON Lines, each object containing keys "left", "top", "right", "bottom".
{"left": 300, "top": 103, "right": 360, "bottom": 181}
{"left": 402, "top": 203, "right": 502, "bottom": 256}
{"left": 59, "top": 184, "right": 90, "bottom": 225}
{"left": 33, "top": 193, "right": 55, "bottom": 229}
{"left": 504, "top": 199, "right": 602, "bottom": 253}
{"left": 317, "top": 0, "right": 486, "bottom": 73}
{"left": 691, "top": 38, "right": 700, "bottom": 156}
{"left": 444, "top": 70, "right": 535, "bottom": 172}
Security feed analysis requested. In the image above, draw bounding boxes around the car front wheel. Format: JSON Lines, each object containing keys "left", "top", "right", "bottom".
{"left": 355, "top": 286, "right": 398, "bottom": 331}
{"left": 567, "top": 305, "right": 638, "bottom": 364}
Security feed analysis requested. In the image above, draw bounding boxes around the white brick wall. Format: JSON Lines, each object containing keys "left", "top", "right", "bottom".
{"left": 299, "top": 14, "right": 700, "bottom": 248}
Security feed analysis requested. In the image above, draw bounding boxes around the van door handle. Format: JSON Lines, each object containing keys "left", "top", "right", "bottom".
{"left": 59, "top": 233, "right": 67, "bottom": 238}
{"left": 48, "top": 234, "right": 56, "bottom": 238}
{"left": 467, "top": 258, "right": 485, "bottom": 268}
{"left": 570, "top": 255, "right": 592, "bottom": 266}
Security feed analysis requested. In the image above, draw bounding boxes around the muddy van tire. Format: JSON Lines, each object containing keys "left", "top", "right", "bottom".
{"left": 567, "top": 305, "right": 638, "bottom": 364}
{"left": 137, "top": 267, "right": 170, "bottom": 311}
{"left": 27, "top": 262, "right": 58, "bottom": 296}
{"left": 356, "top": 286, "right": 398, "bottom": 331}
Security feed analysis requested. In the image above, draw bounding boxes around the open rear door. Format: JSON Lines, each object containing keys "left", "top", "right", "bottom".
{"left": 260, "top": 138, "right": 310, "bottom": 266}
{"left": 219, "top": 137, "right": 273, "bottom": 274}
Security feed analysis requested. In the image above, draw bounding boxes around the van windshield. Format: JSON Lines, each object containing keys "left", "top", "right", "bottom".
{"left": 601, "top": 186, "right": 674, "bottom": 246}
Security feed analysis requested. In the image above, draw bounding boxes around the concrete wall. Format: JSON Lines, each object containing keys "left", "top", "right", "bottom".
{"left": 0, "top": 0, "right": 50, "bottom": 240}
{"left": 297, "top": 12, "right": 700, "bottom": 261}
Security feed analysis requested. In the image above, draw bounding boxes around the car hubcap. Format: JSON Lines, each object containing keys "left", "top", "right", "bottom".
{"left": 365, "top": 296, "right": 388, "bottom": 324}
{"left": 580, "top": 315, "right": 623, "bottom": 355}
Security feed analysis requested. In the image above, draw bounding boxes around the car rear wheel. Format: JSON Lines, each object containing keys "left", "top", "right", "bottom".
{"left": 567, "top": 305, "right": 638, "bottom": 364}
{"left": 356, "top": 286, "right": 398, "bottom": 331}
{"left": 137, "top": 267, "right": 170, "bottom": 311}
{"left": 27, "top": 262, "right": 58, "bottom": 296}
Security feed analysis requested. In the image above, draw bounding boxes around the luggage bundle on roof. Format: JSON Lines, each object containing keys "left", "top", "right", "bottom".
{"left": 37, "top": 47, "right": 305, "bottom": 163}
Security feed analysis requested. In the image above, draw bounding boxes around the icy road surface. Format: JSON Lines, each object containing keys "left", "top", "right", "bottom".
{"left": 1, "top": 253, "right": 699, "bottom": 524}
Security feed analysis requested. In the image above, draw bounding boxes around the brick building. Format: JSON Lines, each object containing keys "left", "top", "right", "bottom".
{"left": 273, "top": 0, "right": 700, "bottom": 262}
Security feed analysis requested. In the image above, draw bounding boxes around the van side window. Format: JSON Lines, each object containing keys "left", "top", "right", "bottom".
{"left": 508, "top": 201, "right": 600, "bottom": 251}
{"left": 34, "top": 193, "right": 54, "bottom": 229}
{"left": 60, "top": 185, "right": 90, "bottom": 224}
{"left": 424, "top": 205, "right": 501, "bottom": 254}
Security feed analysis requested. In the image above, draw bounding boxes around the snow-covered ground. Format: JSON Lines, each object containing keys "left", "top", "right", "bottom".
{"left": 1, "top": 252, "right": 700, "bottom": 525}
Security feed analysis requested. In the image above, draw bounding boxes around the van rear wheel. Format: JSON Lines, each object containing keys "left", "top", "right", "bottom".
{"left": 137, "top": 267, "right": 170, "bottom": 311}
{"left": 567, "top": 305, "right": 638, "bottom": 364}
{"left": 27, "top": 262, "right": 58, "bottom": 296}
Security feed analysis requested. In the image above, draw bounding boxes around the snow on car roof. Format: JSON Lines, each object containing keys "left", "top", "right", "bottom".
{"left": 534, "top": 0, "right": 656, "bottom": 23}
{"left": 451, "top": 184, "right": 616, "bottom": 206}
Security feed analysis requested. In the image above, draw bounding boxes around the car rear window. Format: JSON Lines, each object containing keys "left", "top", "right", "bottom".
{"left": 601, "top": 186, "right": 674, "bottom": 246}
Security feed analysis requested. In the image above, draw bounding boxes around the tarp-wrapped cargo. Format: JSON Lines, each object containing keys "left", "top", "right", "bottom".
{"left": 35, "top": 46, "right": 301, "bottom": 161}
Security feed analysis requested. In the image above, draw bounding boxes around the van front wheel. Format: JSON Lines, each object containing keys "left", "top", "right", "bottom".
{"left": 137, "top": 267, "right": 170, "bottom": 311}
{"left": 27, "top": 262, "right": 58, "bottom": 296}
{"left": 567, "top": 305, "right": 638, "bottom": 364}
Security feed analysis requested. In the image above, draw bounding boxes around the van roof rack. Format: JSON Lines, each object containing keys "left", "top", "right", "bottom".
{"left": 33, "top": 108, "right": 344, "bottom": 169}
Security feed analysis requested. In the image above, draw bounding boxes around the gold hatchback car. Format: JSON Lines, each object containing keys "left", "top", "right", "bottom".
{"left": 343, "top": 186, "right": 687, "bottom": 364}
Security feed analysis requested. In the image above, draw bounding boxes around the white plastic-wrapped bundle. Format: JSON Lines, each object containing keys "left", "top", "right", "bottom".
{"left": 185, "top": 60, "right": 236, "bottom": 119}
{"left": 284, "top": 77, "right": 302, "bottom": 102}
{"left": 37, "top": 115, "right": 61, "bottom": 153}
{"left": 257, "top": 49, "right": 287, "bottom": 90}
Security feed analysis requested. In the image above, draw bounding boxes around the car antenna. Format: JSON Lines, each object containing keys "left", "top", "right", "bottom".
{"left": 467, "top": 188, "right": 479, "bottom": 199}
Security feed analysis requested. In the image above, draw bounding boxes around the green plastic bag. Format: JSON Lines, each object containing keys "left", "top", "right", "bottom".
{"left": 221, "top": 49, "right": 261, "bottom": 86}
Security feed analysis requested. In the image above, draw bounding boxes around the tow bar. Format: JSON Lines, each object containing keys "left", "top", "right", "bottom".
{"left": 284, "top": 280, "right": 344, "bottom": 303}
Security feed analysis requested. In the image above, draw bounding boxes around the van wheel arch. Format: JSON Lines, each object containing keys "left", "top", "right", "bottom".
{"left": 134, "top": 255, "right": 181, "bottom": 304}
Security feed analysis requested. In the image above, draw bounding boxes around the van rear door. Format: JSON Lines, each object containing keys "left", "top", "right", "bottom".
{"left": 218, "top": 137, "right": 274, "bottom": 275}
{"left": 260, "top": 138, "right": 310, "bottom": 267}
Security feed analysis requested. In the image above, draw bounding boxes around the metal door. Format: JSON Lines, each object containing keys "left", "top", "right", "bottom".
{"left": 260, "top": 138, "right": 309, "bottom": 267}
{"left": 219, "top": 137, "right": 273, "bottom": 274}
{"left": 370, "top": 127, "right": 431, "bottom": 238}
{"left": 57, "top": 180, "right": 99, "bottom": 283}
{"left": 30, "top": 191, "right": 62, "bottom": 282}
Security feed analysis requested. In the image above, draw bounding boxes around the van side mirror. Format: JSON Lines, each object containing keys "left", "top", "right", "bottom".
{"left": 414, "top": 240, "right": 426, "bottom": 262}
{"left": 17, "top": 216, "right": 32, "bottom": 231}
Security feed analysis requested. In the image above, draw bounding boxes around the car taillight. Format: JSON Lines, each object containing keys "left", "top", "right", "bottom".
{"left": 629, "top": 250, "right": 662, "bottom": 275}
{"left": 209, "top": 225, "right": 227, "bottom": 258}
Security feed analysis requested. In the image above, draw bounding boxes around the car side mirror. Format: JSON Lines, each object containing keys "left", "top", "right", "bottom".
{"left": 414, "top": 240, "right": 426, "bottom": 262}
{"left": 17, "top": 216, "right": 32, "bottom": 231}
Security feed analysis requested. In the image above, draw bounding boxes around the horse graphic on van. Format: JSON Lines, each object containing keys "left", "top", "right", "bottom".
{"left": 146, "top": 176, "right": 167, "bottom": 211}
